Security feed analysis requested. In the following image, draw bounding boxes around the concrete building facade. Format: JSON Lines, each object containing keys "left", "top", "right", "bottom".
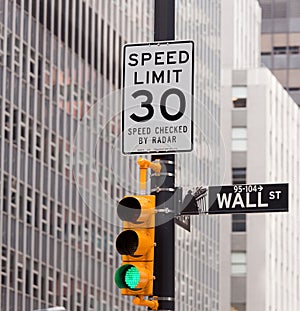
{"left": 0, "top": 0, "right": 221, "bottom": 310}
{"left": 221, "top": 67, "right": 300, "bottom": 311}
{"left": 259, "top": 0, "right": 300, "bottom": 105}
{"left": 220, "top": 1, "right": 261, "bottom": 309}
{"left": 222, "top": 0, "right": 261, "bottom": 70}
{"left": 175, "top": 0, "right": 221, "bottom": 310}
{"left": 221, "top": 1, "right": 300, "bottom": 311}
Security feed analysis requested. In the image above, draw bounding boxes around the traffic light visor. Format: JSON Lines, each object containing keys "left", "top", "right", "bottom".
{"left": 116, "top": 229, "right": 153, "bottom": 257}
{"left": 117, "top": 197, "right": 141, "bottom": 223}
{"left": 116, "top": 230, "right": 138, "bottom": 255}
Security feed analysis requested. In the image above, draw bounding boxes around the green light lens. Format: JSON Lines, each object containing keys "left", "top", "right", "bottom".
{"left": 125, "top": 266, "right": 140, "bottom": 289}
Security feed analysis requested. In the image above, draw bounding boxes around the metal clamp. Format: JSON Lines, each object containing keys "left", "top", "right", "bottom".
{"left": 156, "top": 297, "right": 175, "bottom": 301}
{"left": 155, "top": 208, "right": 175, "bottom": 214}
{"left": 150, "top": 172, "right": 175, "bottom": 178}
{"left": 152, "top": 296, "right": 175, "bottom": 310}
{"left": 151, "top": 187, "right": 175, "bottom": 193}
{"left": 152, "top": 159, "right": 174, "bottom": 165}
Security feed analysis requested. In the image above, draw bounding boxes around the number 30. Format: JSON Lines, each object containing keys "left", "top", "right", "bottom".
{"left": 130, "top": 88, "right": 186, "bottom": 122}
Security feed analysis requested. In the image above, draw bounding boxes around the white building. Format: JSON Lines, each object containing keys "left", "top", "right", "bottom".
{"left": 221, "top": 1, "right": 300, "bottom": 311}
{"left": 170, "top": 0, "right": 222, "bottom": 310}
{"left": 221, "top": 67, "right": 300, "bottom": 311}
{"left": 222, "top": 0, "right": 261, "bottom": 69}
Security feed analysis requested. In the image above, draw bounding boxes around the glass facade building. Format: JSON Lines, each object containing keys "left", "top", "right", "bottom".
{"left": 0, "top": 1, "right": 221, "bottom": 310}
{"left": 259, "top": 0, "right": 300, "bottom": 105}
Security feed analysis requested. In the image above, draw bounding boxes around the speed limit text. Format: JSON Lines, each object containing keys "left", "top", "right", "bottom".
{"left": 128, "top": 50, "right": 189, "bottom": 85}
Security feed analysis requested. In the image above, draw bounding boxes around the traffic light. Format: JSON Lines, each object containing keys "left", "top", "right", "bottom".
{"left": 114, "top": 195, "right": 155, "bottom": 296}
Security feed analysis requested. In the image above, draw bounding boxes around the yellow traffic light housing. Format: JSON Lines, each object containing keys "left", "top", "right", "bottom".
{"left": 114, "top": 158, "right": 161, "bottom": 310}
{"left": 115, "top": 195, "right": 155, "bottom": 296}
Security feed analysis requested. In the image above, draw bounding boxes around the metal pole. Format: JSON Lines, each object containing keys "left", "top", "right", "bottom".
{"left": 151, "top": 1, "right": 175, "bottom": 310}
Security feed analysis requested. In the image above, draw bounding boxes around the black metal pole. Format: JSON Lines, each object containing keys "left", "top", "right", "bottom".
{"left": 151, "top": 1, "right": 175, "bottom": 310}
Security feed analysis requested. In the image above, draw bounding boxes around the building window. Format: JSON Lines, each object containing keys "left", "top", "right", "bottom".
{"left": 261, "top": 3, "right": 272, "bottom": 18}
{"left": 273, "top": 46, "right": 287, "bottom": 55}
{"left": 232, "top": 167, "right": 246, "bottom": 231}
{"left": 231, "top": 252, "right": 246, "bottom": 275}
{"left": 273, "top": 2, "right": 287, "bottom": 18}
{"left": 287, "top": 87, "right": 300, "bottom": 92}
{"left": 232, "top": 167, "right": 246, "bottom": 184}
{"left": 261, "top": 51, "right": 271, "bottom": 56}
{"left": 232, "top": 214, "right": 246, "bottom": 232}
{"left": 232, "top": 127, "right": 247, "bottom": 151}
{"left": 231, "top": 303, "right": 246, "bottom": 311}
{"left": 232, "top": 87, "right": 247, "bottom": 108}
{"left": 289, "top": 46, "right": 300, "bottom": 54}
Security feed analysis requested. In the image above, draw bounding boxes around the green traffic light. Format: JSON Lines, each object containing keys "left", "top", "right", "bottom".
{"left": 125, "top": 266, "right": 140, "bottom": 288}
{"left": 115, "top": 264, "right": 140, "bottom": 290}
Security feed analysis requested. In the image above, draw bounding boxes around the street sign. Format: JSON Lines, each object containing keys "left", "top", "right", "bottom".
{"left": 122, "top": 41, "right": 194, "bottom": 154}
{"left": 208, "top": 183, "right": 288, "bottom": 214}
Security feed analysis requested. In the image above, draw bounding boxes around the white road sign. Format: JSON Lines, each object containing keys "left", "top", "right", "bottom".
{"left": 122, "top": 41, "right": 194, "bottom": 154}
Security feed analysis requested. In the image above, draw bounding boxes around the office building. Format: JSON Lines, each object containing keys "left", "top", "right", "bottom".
{"left": 259, "top": 0, "right": 300, "bottom": 105}
{"left": 0, "top": 0, "right": 221, "bottom": 310}
{"left": 220, "top": 1, "right": 261, "bottom": 309}
{"left": 0, "top": 1, "right": 152, "bottom": 310}
{"left": 222, "top": 0, "right": 261, "bottom": 69}
{"left": 176, "top": 1, "right": 221, "bottom": 310}
{"left": 221, "top": 1, "right": 300, "bottom": 310}
{"left": 221, "top": 67, "right": 300, "bottom": 311}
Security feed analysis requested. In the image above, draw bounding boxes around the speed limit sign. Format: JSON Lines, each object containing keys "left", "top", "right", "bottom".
{"left": 122, "top": 41, "right": 194, "bottom": 154}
